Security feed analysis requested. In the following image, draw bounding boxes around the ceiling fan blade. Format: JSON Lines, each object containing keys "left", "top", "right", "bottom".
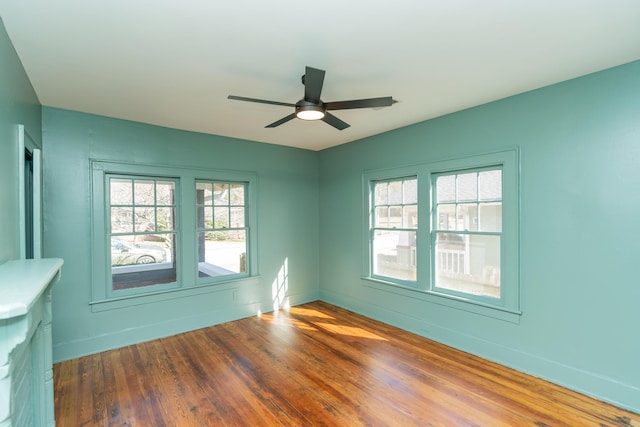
{"left": 303, "top": 66, "right": 325, "bottom": 103}
{"left": 325, "top": 96, "right": 395, "bottom": 110}
{"left": 266, "top": 113, "right": 297, "bottom": 128}
{"left": 322, "top": 112, "right": 350, "bottom": 130}
{"left": 228, "top": 95, "right": 295, "bottom": 108}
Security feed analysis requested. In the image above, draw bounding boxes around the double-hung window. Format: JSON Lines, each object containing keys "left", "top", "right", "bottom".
{"left": 196, "top": 180, "right": 248, "bottom": 279}
{"left": 91, "top": 160, "right": 258, "bottom": 310}
{"left": 432, "top": 168, "right": 502, "bottom": 300}
{"left": 364, "top": 150, "right": 519, "bottom": 317}
{"left": 371, "top": 177, "right": 418, "bottom": 284}
{"left": 109, "top": 176, "right": 178, "bottom": 291}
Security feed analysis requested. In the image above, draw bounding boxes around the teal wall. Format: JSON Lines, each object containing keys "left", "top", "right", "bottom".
{"left": 0, "top": 18, "right": 41, "bottom": 263}
{"left": 318, "top": 60, "right": 640, "bottom": 411}
{"left": 42, "top": 108, "right": 320, "bottom": 361}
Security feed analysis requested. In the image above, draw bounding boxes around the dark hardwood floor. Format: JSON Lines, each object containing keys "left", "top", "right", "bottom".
{"left": 54, "top": 301, "right": 639, "bottom": 426}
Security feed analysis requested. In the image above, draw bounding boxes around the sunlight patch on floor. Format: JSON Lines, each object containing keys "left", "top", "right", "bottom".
{"left": 261, "top": 313, "right": 318, "bottom": 331}
{"left": 288, "top": 307, "right": 335, "bottom": 319}
{"left": 313, "top": 322, "right": 387, "bottom": 341}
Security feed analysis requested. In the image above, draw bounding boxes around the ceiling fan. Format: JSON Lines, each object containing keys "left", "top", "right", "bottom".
{"left": 228, "top": 66, "right": 396, "bottom": 130}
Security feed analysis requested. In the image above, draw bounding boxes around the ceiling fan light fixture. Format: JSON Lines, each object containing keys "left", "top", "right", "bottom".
{"left": 295, "top": 101, "right": 325, "bottom": 121}
{"left": 296, "top": 109, "right": 325, "bottom": 120}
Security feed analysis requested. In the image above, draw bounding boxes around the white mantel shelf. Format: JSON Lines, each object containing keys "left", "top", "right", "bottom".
{"left": 0, "top": 257, "right": 63, "bottom": 426}
{"left": 0, "top": 258, "right": 63, "bottom": 319}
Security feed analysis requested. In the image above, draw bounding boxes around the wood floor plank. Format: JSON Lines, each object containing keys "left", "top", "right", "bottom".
{"left": 214, "top": 318, "right": 371, "bottom": 425}
{"left": 106, "top": 347, "right": 137, "bottom": 426}
{"left": 178, "top": 327, "right": 292, "bottom": 426}
{"left": 54, "top": 301, "right": 639, "bottom": 426}
{"left": 206, "top": 323, "right": 343, "bottom": 425}
{"left": 53, "top": 358, "right": 80, "bottom": 426}
{"left": 157, "top": 333, "right": 229, "bottom": 426}
{"left": 256, "top": 312, "right": 485, "bottom": 426}
{"left": 278, "top": 309, "right": 523, "bottom": 426}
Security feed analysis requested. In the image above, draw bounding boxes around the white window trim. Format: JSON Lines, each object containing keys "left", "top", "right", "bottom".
{"left": 362, "top": 149, "right": 520, "bottom": 321}
{"left": 90, "top": 160, "right": 258, "bottom": 311}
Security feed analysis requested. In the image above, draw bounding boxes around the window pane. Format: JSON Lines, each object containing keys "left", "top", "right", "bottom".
{"left": 198, "top": 230, "right": 247, "bottom": 277}
{"left": 110, "top": 179, "right": 132, "bottom": 205}
{"left": 156, "top": 207, "right": 174, "bottom": 231}
{"left": 389, "top": 206, "right": 402, "bottom": 228}
{"left": 372, "top": 230, "right": 416, "bottom": 281}
{"left": 230, "top": 184, "right": 245, "bottom": 205}
{"left": 457, "top": 203, "right": 478, "bottom": 231}
{"left": 214, "top": 207, "right": 229, "bottom": 228}
{"left": 388, "top": 181, "right": 402, "bottom": 204}
{"left": 196, "top": 182, "right": 213, "bottom": 205}
{"left": 111, "top": 234, "right": 176, "bottom": 290}
{"left": 478, "top": 170, "right": 502, "bottom": 201}
{"left": 111, "top": 207, "right": 133, "bottom": 233}
{"left": 134, "top": 180, "right": 155, "bottom": 205}
{"left": 403, "top": 179, "right": 417, "bottom": 204}
{"left": 435, "top": 233, "right": 500, "bottom": 298}
{"left": 214, "top": 183, "right": 229, "bottom": 206}
{"left": 479, "top": 202, "right": 502, "bottom": 232}
{"left": 436, "top": 204, "right": 455, "bottom": 230}
{"left": 134, "top": 207, "right": 155, "bottom": 232}
{"left": 436, "top": 175, "right": 455, "bottom": 203}
{"left": 375, "top": 206, "right": 388, "bottom": 227}
{"left": 403, "top": 205, "right": 418, "bottom": 228}
{"left": 374, "top": 182, "right": 388, "bottom": 206}
{"left": 457, "top": 173, "right": 477, "bottom": 202}
{"left": 203, "top": 207, "right": 213, "bottom": 229}
{"left": 156, "top": 181, "right": 175, "bottom": 205}
{"left": 230, "top": 207, "right": 245, "bottom": 228}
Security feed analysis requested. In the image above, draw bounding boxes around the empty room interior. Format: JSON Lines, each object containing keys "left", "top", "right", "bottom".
{"left": 1, "top": 2, "right": 639, "bottom": 425}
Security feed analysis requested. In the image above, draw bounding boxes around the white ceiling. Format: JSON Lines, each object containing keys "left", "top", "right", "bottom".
{"left": 2, "top": 1, "right": 640, "bottom": 151}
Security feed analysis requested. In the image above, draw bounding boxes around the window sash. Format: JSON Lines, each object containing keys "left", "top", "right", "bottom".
{"left": 370, "top": 177, "right": 418, "bottom": 284}
{"left": 432, "top": 231, "right": 501, "bottom": 301}
{"left": 196, "top": 180, "right": 250, "bottom": 282}
{"left": 107, "top": 175, "right": 180, "bottom": 294}
{"left": 431, "top": 167, "right": 503, "bottom": 301}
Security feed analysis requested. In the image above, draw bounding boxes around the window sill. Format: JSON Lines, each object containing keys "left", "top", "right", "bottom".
{"left": 361, "top": 276, "right": 522, "bottom": 323}
{"left": 90, "top": 275, "right": 260, "bottom": 312}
